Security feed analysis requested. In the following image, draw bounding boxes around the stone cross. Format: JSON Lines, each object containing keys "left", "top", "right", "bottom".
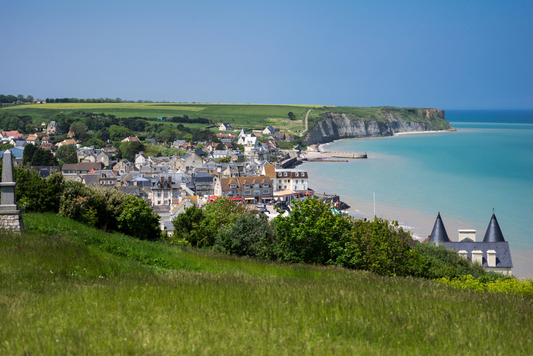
{"left": 0, "top": 150, "right": 19, "bottom": 212}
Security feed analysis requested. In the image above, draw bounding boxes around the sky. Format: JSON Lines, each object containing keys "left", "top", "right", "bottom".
{"left": 1, "top": 0, "right": 532, "bottom": 109}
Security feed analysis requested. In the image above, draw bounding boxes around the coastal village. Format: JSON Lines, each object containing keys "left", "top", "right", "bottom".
{"left": 0, "top": 121, "right": 332, "bottom": 232}
{"left": 0, "top": 118, "right": 514, "bottom": 276}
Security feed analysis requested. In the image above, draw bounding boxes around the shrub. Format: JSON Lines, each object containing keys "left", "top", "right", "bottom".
{"left": 437, "top": 275, "right": 533, "bottom": 297}
{"left": 342, "top": 217, "right": 425, "bottom": 277}
{"left": 13, "top": 168, "right": 65, "bottom": 213}
{"left": 117, "top": 195, "right": 161, "bottom": 241}
{"left": 274, "top": 197, "right": 353, "bottom": 264}
{"left": 172, "top": 198, "right": 251, "bottom": 247}
{"left": 416, "top": 243, "right": 491, "bottom": 279}
{"left": 214, "top": 213, "right": 277, "bottom": 260}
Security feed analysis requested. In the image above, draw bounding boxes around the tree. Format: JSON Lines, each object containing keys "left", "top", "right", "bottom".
{"left": 119, "top": 141, "right": 145, "bottom": 161}
{"left": 343, "top": 218, "right": 424, "bottom": 277}
{"left": 215, "top": 143, "right": 225, "bottom": 150}
{"left": 214, "top": 213, "right": 277, "bottom": 260}
{"left": 56, "top": 145, "right": 78, "bottom": 164}
{"left": 109, "top": 125, "right": 132, "bottom": 141}
{"left": 274, "top": 197, "right": 353, "bottom": 264}
{"left": 117, "top": 195, "right": 160, "bottom": 240}
{"left": 218, "top": 157, "right": 231, "bottom": 163}
{"left": 69, "top": 122, "right": 88, "bottom": 138}
{"left": 288, "top": 112, "right": 296, "bottom": 120}
{"left": 196, "top": 143, "right": 204, "bottom": 150}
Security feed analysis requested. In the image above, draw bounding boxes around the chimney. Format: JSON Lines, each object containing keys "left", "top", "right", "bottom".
{"left": 458, "top": 250, "right": 468, "bottom": 259}
{"left": 458, "top": 229, "right": 476, "bottom": 242}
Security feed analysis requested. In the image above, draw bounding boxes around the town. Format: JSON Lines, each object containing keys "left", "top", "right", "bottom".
{"left": 0, "top": 120, "right": 321, "bottom": 235}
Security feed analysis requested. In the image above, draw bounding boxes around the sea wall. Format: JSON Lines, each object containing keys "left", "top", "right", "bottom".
{"left": 304, "top": 109, "right": 451, "bottom": 145}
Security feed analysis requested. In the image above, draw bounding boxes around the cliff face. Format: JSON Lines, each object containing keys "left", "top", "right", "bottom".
{"left": 305, "top": 109, "right": 451, "bottom": 145}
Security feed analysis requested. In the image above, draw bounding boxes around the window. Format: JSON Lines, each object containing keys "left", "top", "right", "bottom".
{"left": 295, "top": 186, "right": 298, "bottom": 190}
{"left": 254, "top": 184, "right": 260, "bottom": 188}
{"left": 263, "top": 189, "right": 269, "bottom": 194}
{"left": 164, "top": 192, "right": 168, "bottom": 198}
{"left": 263, "top": 183, "right": 269, "bottom": 188}
{"left": 254, "top": 190, "right": 260, "bottom": 195}
{"left": 278, "top": 186, "right": 282, "bottom": 190}
{"left": 245, "top": 184, "right": 251, "bottom": 189}
{"left": 245, "top": 190, "right": 251, "bottom": 195}
{"left": 295, "top": 172, "right": 299, "bottom": 177}
{"left": 284, "top": 172, "right": 287, "bottom": 177}
{"left": 230, "top": 184, "right": 237, "bottom": 188}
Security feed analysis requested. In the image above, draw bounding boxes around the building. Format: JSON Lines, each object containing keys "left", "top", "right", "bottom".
{"left": 428, "top": 213, "right": 513, "bottom": 276}
{"left": 219, "top": 123, "right": 233, "bottom": 131}
{"left": 263, "top": 126, "right": 276, "bottom": 135}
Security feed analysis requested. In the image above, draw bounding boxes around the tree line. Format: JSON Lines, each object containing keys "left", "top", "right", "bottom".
{"left": 172, "top": 197, "right": 506, "bottom": 281}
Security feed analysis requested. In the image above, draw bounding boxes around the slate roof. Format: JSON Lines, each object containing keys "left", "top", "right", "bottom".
{"left": 483, "top": 213, "right": 506, "bottom": 242}
{"left": 194, "top": 171, "right": 214, "bottom": 183}
{"left": 428, "top": 212, "right": 451, "bottom": 243}
{"left": 443, "top": 242, "right": 513, "bottom": 268}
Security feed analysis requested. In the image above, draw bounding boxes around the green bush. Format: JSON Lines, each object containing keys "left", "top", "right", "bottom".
{"left": 58, "top": 181, "right": 160, "bottom": 239}
{"left": 214, "top": 213, "right": 277, "bottom": 260}
{"left": 172, "top": 198, "right": 250, "bottom": 247}
{"left": 274, "top": 197, "right": 353, "bottom": 264}
{"left": 13, "top": 168, "right": 65, "bottom": 213}
{"left": 415, "top": 243, "right": 492, "bottom": 279}
{"left": 341, "top": 217, "right": 425, "bottom": 277}
{"left": 117, "top": 195, "right": 161, "bottom": 241}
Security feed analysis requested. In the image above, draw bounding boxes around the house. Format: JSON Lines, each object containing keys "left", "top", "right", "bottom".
{"left": 26, "top": 134, "right": 41, "bottom": 146}
{"left": 47, "top": 121, "right": 59, "bottom": 135}
{"left": 239, "top": 176, "right": 273, "bottom": 204}
{"left": 96, "top": 151, "right": 111, "bottom": 167}
{"left": 194, "top": 171, "right": 215, "bottom": 196}
{"left": 134, "top": 152, "right": 148, "bottom": 168}
{"left": 55, "top": 139, "right": 77, "bottom": 148}
{"left": 151, "top": 175, "right": 173, "bottom": 206}
{"left": 429, "top": 213, "right": 513, "bottom": 276}
{"left": 40, "top": 142, "right": 56, "bottom": 154}
{"left": 213, "top": 150, "right": 231, "bottom": 160}
{"left": 62, "top": 162, "right": 104, "bottom": 180}
{"left": 213, "top": 177, "right": 242, "bottom": 200}
{"left": 178, "top": 151, "right": 204, "bottom": 172}
{"left": 116, "top": 186, "right": 149, "bottom": 201}
{"left": 67, "top": 130, "right": 75, "bottom": 138}
{"left": 263, "top": 126, "right": 276, "bottom": 135}
{"left": 83, "top": 170, "right": 117, "bottom": 187}
{"left": 121, "top": 136, "right": 141, "bottom": 143}
{"left": 219, "top": 123, "right": 233, "bottom": 131}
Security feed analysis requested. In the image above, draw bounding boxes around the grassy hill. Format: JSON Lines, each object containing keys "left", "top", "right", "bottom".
{"left": 1, "top": 213, "right": 532, "bottom": 355}
{"left": 1, "top": 103, "right": 451, "bottom": 134}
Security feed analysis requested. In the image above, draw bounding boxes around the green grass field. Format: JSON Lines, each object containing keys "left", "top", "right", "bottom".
{"left": 2, "top": 103, "right": 451, "bottom": 135}
{"left": 1, "top": 213, "right": 532, "bottom": 355}
{"left": 2, "top": 103, "right": 316, "bottom": 132}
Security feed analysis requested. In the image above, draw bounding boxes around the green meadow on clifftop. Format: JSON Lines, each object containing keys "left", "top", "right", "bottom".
{"left": 0, "top": 213, "right": 532, "bottom": 355}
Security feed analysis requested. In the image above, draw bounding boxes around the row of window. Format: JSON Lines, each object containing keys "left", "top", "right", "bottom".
{"left": 230, "top": 183, "right": 270, "bottom": 189}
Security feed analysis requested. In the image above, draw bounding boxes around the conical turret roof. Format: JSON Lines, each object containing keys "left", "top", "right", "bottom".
{"left": 429, "top": 212, "right": 450, "bottom": 243}
{"left": 483, "top": 213, "right": 506, "bottom": 242}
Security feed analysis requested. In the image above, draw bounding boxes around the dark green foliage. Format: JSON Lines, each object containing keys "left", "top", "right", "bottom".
{"left": 415, "top": 243, "right": 499, "bottom": 279}
{"left": 214, "top": 214, "right": 277, "bottom": 260}
{"left": 172, "top": 205, "right": 205, "bottom": 245}
{"left": 288, "top": 111, "right": 296, "bottom": 120}
{"left": 22, "top": 145, "right": 58, "bottom": 166}
{"left": 119, "top": 141, "right": 145, "bottom": 161}
{"left": 56, "top": 145, "right": 78, "bottom": 164}
{"left": 57, "top": 182, "right": 159, "bottom": 240}
{"left": 172, "top": 198, "right": 251, "bottom": 247}
{"left": 274, "top": 197, "right": 353, "bottom": 264}
{"left": 342, "top": 218, "right": 425, "bottom": 277}
{"left": 12, "top": 168, "right": 65, "bottom": 213}
{"left": 117, "top": 195, "right": 161, "bottom": 241}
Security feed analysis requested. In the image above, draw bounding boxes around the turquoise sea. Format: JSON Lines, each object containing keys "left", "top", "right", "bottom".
{"left": 303, "top": 110, "right": 533, "bottom": 278}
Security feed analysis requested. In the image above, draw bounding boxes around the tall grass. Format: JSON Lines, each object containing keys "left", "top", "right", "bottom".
{"left": 1, "top": 213, "right": 532, "bottom": 355}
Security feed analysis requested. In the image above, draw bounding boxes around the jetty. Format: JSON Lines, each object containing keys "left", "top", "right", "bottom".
{"left": 300, "top": 150, "right": 367, "bottom": 162}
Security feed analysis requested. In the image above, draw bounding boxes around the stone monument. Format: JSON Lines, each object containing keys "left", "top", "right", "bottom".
{"left": 0, "top": 150, "right": 24, "bottom": 233}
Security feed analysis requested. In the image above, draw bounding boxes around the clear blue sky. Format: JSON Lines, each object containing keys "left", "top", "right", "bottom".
{"left": 1, "top": 0, "right": 532, "bottom": 109}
